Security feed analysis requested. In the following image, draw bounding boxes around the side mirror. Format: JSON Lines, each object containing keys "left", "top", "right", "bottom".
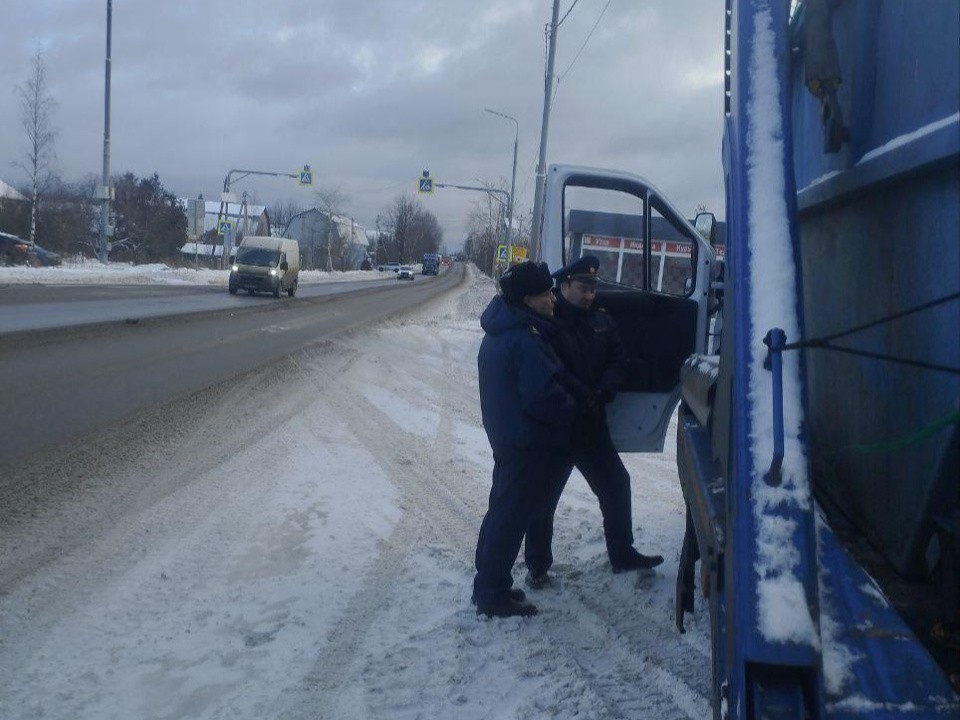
{"left": 694, "top": 212, "right": 717, "bottom": 244}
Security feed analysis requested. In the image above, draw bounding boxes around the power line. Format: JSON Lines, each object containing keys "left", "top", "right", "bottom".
{"left": 557, "top": 0, "right": 581, "bottom": 26}
{"left": 558, "top": 0, "right": 613, "bottom": 83}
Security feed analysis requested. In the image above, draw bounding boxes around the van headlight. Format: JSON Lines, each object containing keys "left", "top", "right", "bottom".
{"left": 231, "top": 265, "right": 239, "bottom": 272}
{"left": 270, "top": 269, "right": 277, "bottom": 276}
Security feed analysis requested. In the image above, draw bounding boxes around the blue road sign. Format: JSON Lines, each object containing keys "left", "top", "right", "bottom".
{"left": 418, "top": 178, "right": 433, "bottom": 193}
{"left": 497, "top": 244, "right": 507, "bottom": 261}
{"left": 299, "top": 171, "right": 313, "bottom": 186}
{"left": 217, "top": 220, "right": 233, "bottom": 236}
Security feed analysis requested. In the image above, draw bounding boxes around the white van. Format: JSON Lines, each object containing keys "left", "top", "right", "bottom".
{"left": 229, "top": 236, "right": 300, "bottom": 297}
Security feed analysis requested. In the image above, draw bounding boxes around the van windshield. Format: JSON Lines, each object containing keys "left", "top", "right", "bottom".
{"left": 236, "top": 247, "right": 280, "bottom": 267}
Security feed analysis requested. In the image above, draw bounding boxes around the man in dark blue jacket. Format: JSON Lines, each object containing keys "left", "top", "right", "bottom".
{"left": 473, "top": 261, "right": 577, "bottom": 618}
{"left": 525, "top": 255, "right": 663, "bottom": 589}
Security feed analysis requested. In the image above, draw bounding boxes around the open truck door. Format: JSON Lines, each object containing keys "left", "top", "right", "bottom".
{"left": 538, "top": 165, "right": 719, "bottom": 452}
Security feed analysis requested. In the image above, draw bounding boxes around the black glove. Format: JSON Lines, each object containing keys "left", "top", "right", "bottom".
{"left": 583, "top": 393, "right": 603, "bottom": 419}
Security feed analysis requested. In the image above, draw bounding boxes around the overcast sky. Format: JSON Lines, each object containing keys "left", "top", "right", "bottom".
{"left": 2, "top": 0, "right": 726, "bottom": 250}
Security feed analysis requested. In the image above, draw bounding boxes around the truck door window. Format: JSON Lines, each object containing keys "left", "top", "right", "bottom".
{"left": 562, "top": 185, "right": 645, "bottom": 288}
{"left": 649, "top": 196, "right": 697, "bottom": 297}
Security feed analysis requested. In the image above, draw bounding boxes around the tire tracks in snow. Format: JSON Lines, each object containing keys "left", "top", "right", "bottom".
{"left": 276, "top": 321, "right": 711, "bottom": 718}
{"left": 274, "top": 334, "right": 485, "bottom": 718}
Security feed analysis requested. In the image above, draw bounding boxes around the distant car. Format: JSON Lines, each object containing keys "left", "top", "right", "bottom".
{"left": 0, "top": 231, "right": 61, "bottom": 267}
{"left": 377, "top": 262, "right": 401, "bottom": 273}
{"left": 396, "top": 265, "right": 415, "bottom": 280}
{"left": 0, "top": 232, "right": 32, "bottom": 266}
{"left": 31, "top": 244, "right": 62, "bottom": 267}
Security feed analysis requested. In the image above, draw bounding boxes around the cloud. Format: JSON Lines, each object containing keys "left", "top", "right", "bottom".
{"left": 1, "top": 0, "right": 728, "bottom": 246}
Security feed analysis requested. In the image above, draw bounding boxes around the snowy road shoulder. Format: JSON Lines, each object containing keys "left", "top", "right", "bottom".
{"left": 0, "top": 261, "right": 396, "bottom": 287}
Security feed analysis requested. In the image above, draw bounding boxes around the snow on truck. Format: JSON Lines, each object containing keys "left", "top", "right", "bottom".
{"left": 536, "top": 0, "right": 958, "bottom": 717}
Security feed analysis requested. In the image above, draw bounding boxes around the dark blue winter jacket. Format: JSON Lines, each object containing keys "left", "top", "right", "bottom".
{"left": 477, "top": 296, "right": 577, "bottom": 455}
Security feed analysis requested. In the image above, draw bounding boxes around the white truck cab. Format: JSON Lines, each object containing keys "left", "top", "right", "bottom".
{"left": 537, "top": 164, "right": 719, "bottom": 452}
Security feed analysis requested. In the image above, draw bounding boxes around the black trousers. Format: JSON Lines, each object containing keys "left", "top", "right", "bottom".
{"left": 524, "top": 428, "right": 635, "bottom": 574}
{"left": 473, "top": 450, "right": 567, "bottom": 605}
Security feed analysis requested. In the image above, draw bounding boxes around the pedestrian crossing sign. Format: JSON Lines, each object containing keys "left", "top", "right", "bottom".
{"left": 497, "top": 244, "right": 508, "bottom": 261}
{"left": 299, "top": 170, "right": 313, "bottom": 186}
{"left": 217, "top": 220, "right": 234, "bottom": 236}
{"left": 418, "top": 177, "right": 433, "bottom": 194}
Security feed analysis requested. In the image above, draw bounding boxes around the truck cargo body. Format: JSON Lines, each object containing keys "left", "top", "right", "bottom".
{"left": 789, "top": 0, "right": 959, "bottom": 593}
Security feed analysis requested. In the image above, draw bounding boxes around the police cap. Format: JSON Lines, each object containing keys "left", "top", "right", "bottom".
{"left": 552, "top": 255, "right": 600, "bottom": 285}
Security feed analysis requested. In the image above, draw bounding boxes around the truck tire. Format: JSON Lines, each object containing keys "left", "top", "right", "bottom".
{"left": 273, "top": 279, "right": 281, "bottom": 298}
{"left": 287, "top": 281, "right": 296, "bottom": 297}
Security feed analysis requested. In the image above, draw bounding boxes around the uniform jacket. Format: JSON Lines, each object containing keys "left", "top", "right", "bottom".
{"left": 550, "top": 290, "right": 629, "bottom": 399}
{"left": 478, "top": 295, "right": 577, "bottom": 455}
{"left": 548, "top": 291, "right": 631, "bottom": 445}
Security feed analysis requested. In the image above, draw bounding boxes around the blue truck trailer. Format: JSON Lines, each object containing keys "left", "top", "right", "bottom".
{"left": 537, "top": 0, "right": 958, "bottom": 716}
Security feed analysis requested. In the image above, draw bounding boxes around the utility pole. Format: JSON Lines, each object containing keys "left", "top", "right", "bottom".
{"left": 484, "top": 108, "right": 518, "bottom": 265}
{"left": 98, "top": 0, "right": 113, "bottom": 264}
{"left": 529, "top": 0, "right": 561, "bottom": 259}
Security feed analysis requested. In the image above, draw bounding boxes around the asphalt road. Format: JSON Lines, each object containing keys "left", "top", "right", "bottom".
{"left": 0, "top": 274, "right": 404, "bottom": 334}
{"left": 0, "top": 265, "right": 465, "bottom": 469}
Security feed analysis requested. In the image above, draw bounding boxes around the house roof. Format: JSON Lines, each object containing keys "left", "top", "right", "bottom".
{"left": 287, "top": 207, "right": 368, "bottom": 245}
{"left": 0, "top": 179, "right": 27, "bottom": 202}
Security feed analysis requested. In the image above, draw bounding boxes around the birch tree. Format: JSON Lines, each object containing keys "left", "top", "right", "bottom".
{"left": 14, "top": 52, "right": 58, "bottom": 244}
{"left": 314, "top": 187, "right": 347, "bottom": 271}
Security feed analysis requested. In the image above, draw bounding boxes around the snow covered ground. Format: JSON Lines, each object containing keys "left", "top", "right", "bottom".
{"left": 0, "top": 261, "right": 396, "bottom": 286}
{"left": 0, "top": 265, "right": 711, "bottom": 719}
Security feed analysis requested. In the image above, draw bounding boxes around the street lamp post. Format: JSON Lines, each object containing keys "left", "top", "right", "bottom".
{"left": 98, "top": 0, "right": 113, "bottom": 264}
{"left": 484, "top": 108, "right": 518, "bottom": 265}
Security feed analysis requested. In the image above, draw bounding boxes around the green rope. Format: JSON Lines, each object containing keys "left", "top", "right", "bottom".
{"left": 841, "top": 409, "right": 960, "bottom": 455}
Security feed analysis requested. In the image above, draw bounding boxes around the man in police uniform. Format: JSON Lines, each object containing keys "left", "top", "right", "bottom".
{"left": 524, "top": 255, "right": 663, "bottom": 588}
{"left": 473, "top": 261, "right": 578, "bottom": 617}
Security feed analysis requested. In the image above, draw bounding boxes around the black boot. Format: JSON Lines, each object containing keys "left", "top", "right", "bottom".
{"left": 471, "top": 587, "right": 526, "bottom": 605}
{"left": 611, "top": 549, "right": 664, "bottom": 573}
{"left": 476, "top": 597, "right": 538, "bottom": 618}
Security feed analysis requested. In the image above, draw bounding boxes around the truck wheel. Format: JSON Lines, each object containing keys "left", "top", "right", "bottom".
{"left": 228, "top": 284, "right": 237, "bottom": 295}
{"left": 273, "top": 280, "right": 281, "bottom": 298}
{"left": 287, "top": 281, "right": 296, "bottom": 297}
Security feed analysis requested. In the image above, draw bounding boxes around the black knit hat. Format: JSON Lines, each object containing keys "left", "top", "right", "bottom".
{"left": 499, "top": 261, "right": 554, "bottom": 305}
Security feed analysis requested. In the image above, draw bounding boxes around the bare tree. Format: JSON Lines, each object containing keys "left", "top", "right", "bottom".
{"left": 14, "top": 52, "right": 58, "bottom": 244}
{"left": 463, "top": 190, "right": 506, "bottom": 276}
{"left": 408, "top": 208, "right": 443, "bottom": 260}
{"left": 378, "top": 193, "right": 421, "bottom": 263}
{"left": 267, "top": 200, "right": 304, "bottom": 236}
{"left": 372, "top": 214, "right": 394, "bottom": 265}
{"left": 314, "top": 186, "right": 348, "bottom": 271}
